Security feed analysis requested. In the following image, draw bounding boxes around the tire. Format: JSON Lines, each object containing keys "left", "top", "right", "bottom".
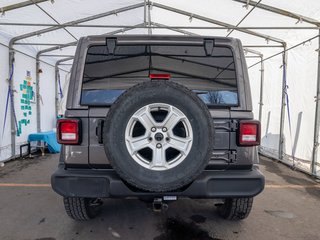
{"left": 63, "top": 197, "right": 102, "bottom": 221}
{"left": 103, "top": 81, "right": 214, "bottom": 192}
{"left": 218, "top": 197, "right": 253, "bottom": 220}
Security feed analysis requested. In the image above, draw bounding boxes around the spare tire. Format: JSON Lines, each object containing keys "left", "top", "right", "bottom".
{"left": 103, "top": 81, "right": 214, "bottom": 192}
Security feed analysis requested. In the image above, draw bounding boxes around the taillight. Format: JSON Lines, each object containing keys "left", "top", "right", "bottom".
{"left": 238, "top": 120, "right": 260, "bottom": 146}
{"left": 57, "top": 119, "right": 81, "bottom": 144}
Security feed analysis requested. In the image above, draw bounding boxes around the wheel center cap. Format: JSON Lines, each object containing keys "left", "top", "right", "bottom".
{"left": 155, "top": 132, "right": 164, "bottom": 141}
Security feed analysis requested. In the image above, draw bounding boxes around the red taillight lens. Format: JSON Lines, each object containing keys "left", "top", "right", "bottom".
{"left": 57, "top": 119, "right": 81, "bottom": 144}
{"left": 149, "top": 74, "right": 171, "bottom": 80}
{"left": 238, "top": 120, "right": 260, "bottom": 146}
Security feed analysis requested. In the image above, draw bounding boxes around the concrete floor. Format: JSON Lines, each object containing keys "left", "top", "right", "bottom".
{"left": 0, "top": 154, "right": 320, "bottom": 240}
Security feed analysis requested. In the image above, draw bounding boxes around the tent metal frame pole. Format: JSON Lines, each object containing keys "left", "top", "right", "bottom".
{"left": 8, "top": 49, "right": 15, "bottom": 157}
{"left": 152, "top": 22, "right": 268, "bottom": 65}
{"left": 35, "top": 21, "right": 194, "bottom": 61}
{"left": 259, "top": 59, "right": 265, "bottom": 123}
{"left": 54, "top": 65, "right": 59, "bottom": 117}
{"left": 151, "top": 2, "right": 285, "bottom": 45}
{"left": 0, "top": 22, "right": 320, "bottom": 29}
{"left": 17, "top": 42, "right": 284, "bottom": 48}
{"left": 279, "top": 44, "right": 288, "bottom": 160}
{"left": 244, "top": 48, "right": 264, "bottom": 56}
{"left": 248, "top": 34, "right": 320, "bottom": 69}
{"left": 232, "top": 0, "right": 320, "bottom": 27}
{"left": 15, "top": 43, "right": 75, "bottom": 46}
{"left": 9, "top": 2, "right": 144, "bottom": 44}
{"left": 55, "top": 57, "right": 74, "bottom": 117}
{"left": 244, "top": 48, "right": 264, "bottom": 122}
{"left": 226, "top": 0, "right": 262, "bottom": 37}
{"left": 37, "top": 42, "right": 77, "bottom": 56}
{"left": 152, "top": 22, "right": 199, "bottom": 36}
{"left": 144, "top": 0, "right": 147, "bottom": 25}
{"left": 147, "top": 0, "right": 152, "bottom": 35}
{"left": 1, "top": 23, "right": 319, "bottom": 29}
{"left": 0, "top": 0, "right": 50, "bottom": 14}
{"left": 36, "top": 59, "right": 41, "bottom": 132}
{"left": 35, "top": 48, "right": 75, "bottom": 133}
{"left": 312, "top": 32, "right": 320, "bottom": 176}
{"left": 2, "top": 0, "right": 319, "bottom": 27}
{"left": 3, "top": 22, "right": 319, "bottom": 30}
{"left": 40, "top": 54, "right": 74, "bottom": 57}
{"left": 243, "top": 45, "right": 283, "bottom": 48}
{"left": 31, "top": 0, "right": 78, "bottom": 41}
{"left": 35, "top": 24, "right": 145, "bottom": 57}
{"left": 7, "top": 1, "right": 285, "bottom": 46}
{"left": 0, "top": 42, "right": 68, "bottom": 72}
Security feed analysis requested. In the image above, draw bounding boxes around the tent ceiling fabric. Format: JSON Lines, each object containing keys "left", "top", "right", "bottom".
{"left": 0, "top": 0, "right": 319, "bottom": 49}
{"left": 0, "top": 0, "right": 318, "bottom": 78}
{"left": 262, "top": 0, "right": 320, "bottom": 21}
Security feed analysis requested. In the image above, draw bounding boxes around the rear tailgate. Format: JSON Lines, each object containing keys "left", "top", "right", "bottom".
{"left": 65, "top": 36, "right": 254, "bottom": 168}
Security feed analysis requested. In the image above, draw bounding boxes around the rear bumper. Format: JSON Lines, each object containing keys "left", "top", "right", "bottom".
{"left": 51, "top": 165, "right": 265, "bottom": 198}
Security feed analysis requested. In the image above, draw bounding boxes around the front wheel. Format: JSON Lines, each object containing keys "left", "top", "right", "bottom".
{"left": 63, "top": 197, "right": 102, "bottom": 221}
{"left": 217, "top": 197, "right": 253, "bottom": 220}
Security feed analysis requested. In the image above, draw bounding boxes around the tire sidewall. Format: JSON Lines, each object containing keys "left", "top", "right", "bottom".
{"left": 104, "top": 81, "right": 213, "bottom": 192}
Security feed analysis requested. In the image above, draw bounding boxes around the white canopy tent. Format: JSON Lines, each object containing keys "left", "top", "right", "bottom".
{"left": 0, "top": 0, "right": 319, "bottom": 177}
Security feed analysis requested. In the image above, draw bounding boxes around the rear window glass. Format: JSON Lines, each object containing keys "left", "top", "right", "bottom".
{"left": 81, "top": 43, "right": 238, "bottom": 106}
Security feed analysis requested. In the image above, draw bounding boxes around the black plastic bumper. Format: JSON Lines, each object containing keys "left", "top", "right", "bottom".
{"left": 51, "top": 165, "right": 265, "bottom": 198}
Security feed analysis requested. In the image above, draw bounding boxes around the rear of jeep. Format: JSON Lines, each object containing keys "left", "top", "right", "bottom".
{"left": 51, "top": 35, "right": 264, "bottom": 221}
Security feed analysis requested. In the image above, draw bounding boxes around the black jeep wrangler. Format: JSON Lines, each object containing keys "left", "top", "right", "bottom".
{"left": 52, "top": 35, "right": 264, "bottom": 221}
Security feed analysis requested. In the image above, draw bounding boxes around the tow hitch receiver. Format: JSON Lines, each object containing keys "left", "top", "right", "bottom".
{"left": 152, "top": 196, "right": 177, "bottom": 212}
{"left": 153, "top": 198, "right": 168, "bottom": 212}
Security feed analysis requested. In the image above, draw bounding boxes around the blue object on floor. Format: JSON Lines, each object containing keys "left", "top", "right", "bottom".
{"left": 28, "top": 131, "right": 61, "bottom": 153}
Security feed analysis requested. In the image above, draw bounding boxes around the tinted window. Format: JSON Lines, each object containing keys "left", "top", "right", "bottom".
{"left": 81, "top": 44, "right": 238, "bottom": 106}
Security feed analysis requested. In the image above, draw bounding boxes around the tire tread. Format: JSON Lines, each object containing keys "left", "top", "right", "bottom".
{"left": 218, "top": 197, "right": 253, "bottom": 220}
{"left": 63, "top": 197, "right": 95, "bottom": 221}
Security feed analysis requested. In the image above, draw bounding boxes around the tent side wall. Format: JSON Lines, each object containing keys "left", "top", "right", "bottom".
{"left": 248, "top": 37, "right": 320, "bottom": 176}
{"left": 281, "top": 41, "right": 318, "bottom": 172}
{"left": 0, "top": 44, "right": 11, "bottom": 162}
{"left": 13, "top": 52, "right": 37, "bottom": 155}
{"left": 248, "top": 54, "right": 283, "bottom": 158}
{"left": 57, "top": 70, "right": 70, "bottom": 116}
{"left": 0, "top": 43, "right": 68, "bottom": 162}
{"left": 40, "top": 63, "right": 58, "bottom": 132}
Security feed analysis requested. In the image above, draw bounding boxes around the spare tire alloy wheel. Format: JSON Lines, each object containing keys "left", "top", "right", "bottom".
{"left": 104, "top": 81, "right": 214, "bottom": 192}
{"left": 125, "top": 103, "right": 193, "bottom": 171}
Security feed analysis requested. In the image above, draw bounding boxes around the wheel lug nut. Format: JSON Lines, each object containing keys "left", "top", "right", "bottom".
{"left": 151, "top": 127, "right": 156, "bottom": 132}
{"left": 162, "top": 127, "right": 167, "bottom": 132}
{"left": 156, "top": 143, "right": 162, "bottom": 148}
